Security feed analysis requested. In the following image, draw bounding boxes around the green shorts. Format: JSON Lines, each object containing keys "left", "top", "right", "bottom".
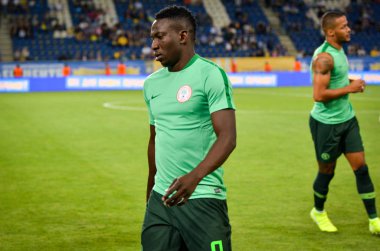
{"left": 141, "top": 191, "right": 231, "bottom": 251}
{"left": 309, "top": 116, "right": 364, "bottom": 163}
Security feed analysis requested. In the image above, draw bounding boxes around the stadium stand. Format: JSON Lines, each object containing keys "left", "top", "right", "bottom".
{"left": 1, "top": 0, "right": 379, "bottom": 62}
{"left": 267, "top": 0, "right": 322, "bottom": 56}
{"left": 269, "top": 0, "right": 380, "bottom": 56}
{"left": 345, "top": 1, "right": 380, "bottom": 56}
{"left": 220, "top": 0, "right": 285, "bottom": 57}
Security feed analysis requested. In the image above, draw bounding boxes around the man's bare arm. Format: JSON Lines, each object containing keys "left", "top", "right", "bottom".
{"left": 146, "top": 125, "right": 156, "bottom": 202}
{"left": 312, "top": 52, "right": 364, "bottom": 102}
{"left": 162, "top": 109, "right": 236, "bottom": 207}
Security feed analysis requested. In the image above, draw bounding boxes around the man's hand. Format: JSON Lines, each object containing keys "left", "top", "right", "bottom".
{"left": 162, "top": 172, "right": 201, "bottom": 207}
{"left": 348, "top": 79, "right": 366, "bottom": 93}
{"left": 161, "top": 109, "right": 236, "bottom": 208}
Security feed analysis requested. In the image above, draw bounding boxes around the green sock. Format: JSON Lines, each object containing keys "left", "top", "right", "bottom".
{"left": 355, "top": 165, "right": 377, "bottom": 219}
{"left": 313, "top": 172, "right": 334, "bottom": 211}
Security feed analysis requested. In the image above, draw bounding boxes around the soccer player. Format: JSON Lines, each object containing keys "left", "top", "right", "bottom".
{"left": 141, "top": 5, "right": 236, "bottom": 251}
{"left": 309, "top": 11, "right": 380, "bottom": 234}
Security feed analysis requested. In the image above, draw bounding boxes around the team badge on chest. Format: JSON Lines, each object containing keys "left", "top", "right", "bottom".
{"left": 177, "top": 85, "right": 192, "bottom": 103}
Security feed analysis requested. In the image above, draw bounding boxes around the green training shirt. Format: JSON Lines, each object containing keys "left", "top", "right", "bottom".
{"left": 143, "top": 54, "right": 235, "bottom": 200}
{"left": 310, "top": 41, "right": 355, "bottom": 124}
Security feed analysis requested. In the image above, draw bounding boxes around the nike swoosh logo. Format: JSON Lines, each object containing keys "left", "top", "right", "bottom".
{"left": 151, "top": 94, "right": 161, "bottom": 99}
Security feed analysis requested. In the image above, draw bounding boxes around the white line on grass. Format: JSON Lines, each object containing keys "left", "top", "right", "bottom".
{"left": 103, "top": 101, "right": 379, "bottom": 116}
{"left": 237, "top": 91, "right": 312, "bottom": 98}
{"left": 351, "top": 96, "right": 380, "bottom": 102}
{"left": 238, "top": 109, "right": 380, "bottom": 115}
{"left": 103, "top": 101, "right": 147, "bottom": 111}
{"left": 237, "top": 90, "right": 380, "bottom": 102}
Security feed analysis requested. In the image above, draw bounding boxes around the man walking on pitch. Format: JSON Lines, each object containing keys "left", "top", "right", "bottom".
{"left": 309, "top": 10, "right": 380, "bottom": 234}
{"left": 141, "top": 5, "right": 236, "bottom": 251}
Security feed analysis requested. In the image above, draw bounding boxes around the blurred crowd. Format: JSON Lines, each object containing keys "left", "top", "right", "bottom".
{"left": 1, "top": 0, "right": 379, "bottom": 62}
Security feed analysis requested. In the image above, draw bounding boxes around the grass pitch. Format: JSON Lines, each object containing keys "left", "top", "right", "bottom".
{"left": 0, "top": 86, "right": 379, "bottom": 250}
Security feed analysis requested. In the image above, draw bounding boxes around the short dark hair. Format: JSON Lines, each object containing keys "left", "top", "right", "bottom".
{"left": 155, "top": 5, "right": 197, "bottom": 40}
{"left": 321, "top": 10, "right": 346, "bottom": 32}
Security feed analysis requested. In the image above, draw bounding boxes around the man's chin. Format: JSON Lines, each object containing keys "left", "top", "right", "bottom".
{"left": 160, "top": 61, "right": 169, "bottom": 67}
{"left": 341, "top": 38, "right": 350, "bottom": 44}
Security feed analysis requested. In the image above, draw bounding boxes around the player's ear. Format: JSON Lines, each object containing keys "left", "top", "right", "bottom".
{"left": 326, "top": 28, "right": 335, "bottom": 38}
{"left": 179, "top": 30, "right": 188, "bottom": 44}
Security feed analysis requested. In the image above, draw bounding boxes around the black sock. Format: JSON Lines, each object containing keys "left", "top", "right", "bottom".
{"left": 354, "top": 165, "right": 377, "bottom": 219}
{"left": 313, "top": 172, "right": 334, "bottom": 211}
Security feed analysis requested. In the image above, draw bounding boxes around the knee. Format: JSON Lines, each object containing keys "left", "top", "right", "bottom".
{"left": 318, "top": 162, "right": 336, "bottom": 174}
{"left": 354, "top": 165, "right": 369, "bottom": 175}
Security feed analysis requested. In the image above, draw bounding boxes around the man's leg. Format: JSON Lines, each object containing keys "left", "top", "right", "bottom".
{"left": 345, "top": 152, "right": 380, "bottom": 234}
{"left": 313, "top": 162, "right": 336, "bottom": 211}
{"left": 174, "top": 198, "right": 231, "bottom": 251}
{"left": 343, "top": 117, "right": 380, "bottom": 234}
{"left": 309, "top": 116, "right": 339, "bottom": 232}
{"left": 310, "top": 161, "right": 338, "bottom": 232}
{"left": 141, "top": 191, "right": 188, "bottom": 251}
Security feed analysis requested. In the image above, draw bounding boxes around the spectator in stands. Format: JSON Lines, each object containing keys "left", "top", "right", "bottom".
{"left": 58, "top": 52, "right": 72, "bottom": 61}
{"left": 39, "top": 19, "right": 49, "bottom": 33}
{"left": 21, "top": 47, "right": 30, "bottom": 61}
{"left": 3, "top": 0, "right": 303, "bottom": 61}
{"left": 28, "top": 1, "right": 36, "bottom": 9}
{"left": 10, "top": 16, "right": 33, "bottom": 39}
{"left": 81, "top": 51, "right": 88, "bottom": 61}
{"left": 0, "top": 0, "right": 8, "bottom": 19}
{"left": 0, "top": 0, "right": 8, "bottom": 10}
{"left": 141, "top": 44, "right": 152, "bottom": 60}
{"left": 13, "top": 64, "right": 23, "bottom": 78}
{"left": 113, "top": 51, "right": 121, "bottom": 60}
{"left": 53, "top": 24, "right": 68, "bottom": 39}
{"left": 117, "top": 34, "right": 128, "bottom": 47}
{"left": 7, "top": 0, "right": 27, "bottom": 15}
{"left": 49, "top": 0, "right": 62, "bottom": 12}
{"left": 13, "top": 49, "right": 20, "bottom": 61}
{"left": 255, "top": 47, "right": 265, "bottom": 57}
{"left": 370, "top": 46, "right": 380, "bottom": 57}
{"left": 96, "top": 50, "right": 103, "bottom": 61}
{"left": 296, "top": 50, "right": 305, "bottom": 59}
{"left": 347, "top": 44, "right": 358, "bottom": 56}
{"left": 357, "top": 45, "right": 366, "bottom": 57}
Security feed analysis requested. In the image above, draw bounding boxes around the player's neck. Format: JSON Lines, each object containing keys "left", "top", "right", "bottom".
{"left": 168, "top": 49, "right": 195, "bottom": 72}
{"left": 326, "top": 38, "right": 342, "bottom": 50}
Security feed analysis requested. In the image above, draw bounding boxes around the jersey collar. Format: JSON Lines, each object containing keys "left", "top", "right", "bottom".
{"left": 166, "top": 54, "right": 199, "bottom": 73}
{"left": 324, "top": 40, "right": 342, "bottom": 52}
{"left": 182, "top": 54, "right": 199, "bottom": 70}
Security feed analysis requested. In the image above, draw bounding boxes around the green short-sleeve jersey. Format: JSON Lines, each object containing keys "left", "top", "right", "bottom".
{"left": 143, "top": 54, "right": 235, "bottom": 200}
{"left": 310, "top": 41, "right": 355, "bottom": 124}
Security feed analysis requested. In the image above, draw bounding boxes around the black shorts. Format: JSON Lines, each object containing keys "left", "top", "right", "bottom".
{"left": 141, "top": 191, "right": 231, "bottom": 251}
{"left": 309, "top": 116, "right": 364, "bottom": 163}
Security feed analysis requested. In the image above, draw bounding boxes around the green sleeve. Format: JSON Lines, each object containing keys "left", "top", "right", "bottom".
{"left": 143, "top": 81, "right": 155, "bottom": 125}
{"left": 204, "top": 67, "right": 235, "bottom": 114}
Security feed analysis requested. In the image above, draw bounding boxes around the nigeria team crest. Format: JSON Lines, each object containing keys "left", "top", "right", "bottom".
{"left": 177, "top": 85, "right": 192, "bottom": 103}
